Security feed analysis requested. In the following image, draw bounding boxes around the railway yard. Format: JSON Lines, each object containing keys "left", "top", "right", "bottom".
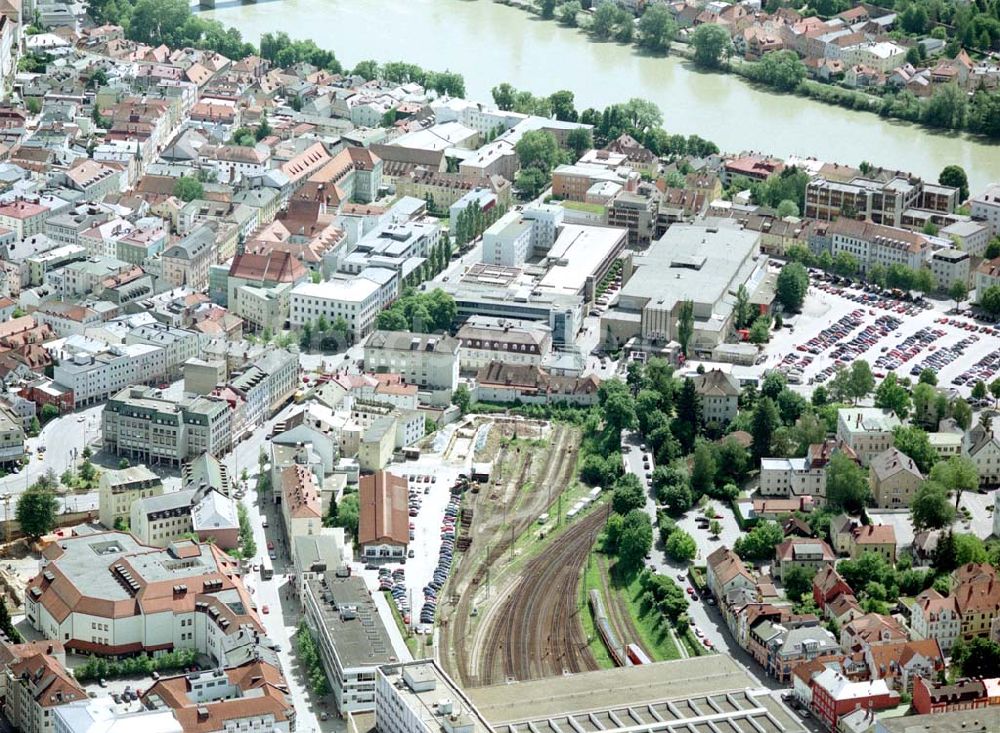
{"left": 439, "top": 420, "right": 614, "bottom": 687}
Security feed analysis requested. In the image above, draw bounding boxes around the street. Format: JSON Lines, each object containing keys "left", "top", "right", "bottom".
{"left": 622, "top": 430, "right": 778, "bottom": 688}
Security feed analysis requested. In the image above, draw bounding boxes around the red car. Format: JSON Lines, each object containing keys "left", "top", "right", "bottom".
{"left": 686, "top": 587, "right": 694, "bottom": 595}
{"left": 262, "top": 605, "right": 270, "bottom": 614}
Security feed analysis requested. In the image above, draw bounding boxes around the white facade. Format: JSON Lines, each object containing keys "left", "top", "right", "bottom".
{"left": 970, "top": 184, "right": 1000, "bottom": 236}
{"left": 290, "top": 278, "right": 380, "bottom": 342}
{"left": 482, "top": 211, "right": 532, "bottom": 268}
{"left": 54, "top": 344, "right": 168, "bottom": 407}
{"left": 759, "top": 458, "right": 827, "bottom": 501}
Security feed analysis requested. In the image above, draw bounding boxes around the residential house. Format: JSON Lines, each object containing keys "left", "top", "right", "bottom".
{"left": 836, "top": 408, "right": 901, "bottom": 466}
{"left": 962, "top": 425, "right": 1000, "bottom": 487}
{"left": 911, "top": 589, "right": 961, "bottom": 652}
{"left": 849, "top": 525, "right": 896, "bottom": 563}
{"left": 774, "top": 539, "right": 837, "bottom": 580}
{"left": 809, "top": 668, "right": 899, "bottom": 730}
{"left": 912, "top": 677, "right": 999, "bottom": 715}
{"left": 706, "top": 546, "right": 756, "bottom": 601}
{"left": 868, "top": 447, "right": 923, "bottom": 509}
{"left": 692, "top": 369, "right": 740, "bottom": 426}
{"left": 97, "top": 464, "right": 164, "bottom": 529}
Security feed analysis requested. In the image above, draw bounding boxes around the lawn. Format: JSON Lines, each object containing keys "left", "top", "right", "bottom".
{"left": 561, "top": 200, "right": 607, "bottom": 216}
{"left": 383, "top": 591, "right": 420, "bottom": 657}
{"left": 578, "top": 550, "right": 616, "bottom": 669}
{"left": 607, "top": 558, "right": 681, "bottom": 662}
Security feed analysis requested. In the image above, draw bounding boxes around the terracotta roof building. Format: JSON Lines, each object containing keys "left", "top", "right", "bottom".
{"left": 358, "top": 471, "right": 409, "bottom": 559}
{"left": 25, "top": 531, "right": 263, "bottom": 663}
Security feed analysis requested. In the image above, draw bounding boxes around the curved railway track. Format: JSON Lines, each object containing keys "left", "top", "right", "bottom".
{"left": 478, "top": 508, "right": 604, "bottom": 684}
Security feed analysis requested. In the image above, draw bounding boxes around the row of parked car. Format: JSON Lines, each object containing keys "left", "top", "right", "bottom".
{"left": 795, "top": 310, "right": 866, "bottom": 355}
{"left": 420, "top": 495, "right": 462, "bottom": 625}
{"left": 379, "top": 567, "right": 410, "bottom": 621}
{"left": 875, "top": 326, "right": 945, "bottom": 373}
{"left": 910, "top": 334, "right": 981, "bottom": 377}
{"left": 953, "top": 349, "right": 1000, "bottom": 389}
{"left": 828, "top": 314, "right": 903, "bottom": 364}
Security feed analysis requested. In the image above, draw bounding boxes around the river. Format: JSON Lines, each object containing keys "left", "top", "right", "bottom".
{"left": 203, "top": 0, "right": 1000, "bottom": 192}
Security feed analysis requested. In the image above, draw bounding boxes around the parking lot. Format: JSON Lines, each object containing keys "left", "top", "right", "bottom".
{"left": 354, "top": 456, "right": 468, "bottom": 636}
{"left": 764, "top": 279, "right": 1000, "bottom": 396}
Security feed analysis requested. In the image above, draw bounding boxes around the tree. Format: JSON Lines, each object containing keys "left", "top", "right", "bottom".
{"left": 826, "top": 452, "right": 869, "bottom": 512}
{"left": 173, "top": 176, "right": 203, "bottom": 202}
{"left": 677, "top": 299, "right": 694, "bottom": 356}
{"left": 690, "top": 23, "right": 731, "bottom": 69}
{"left": 783, "top": 565, "right": 815, "bottom": 602}
{"left": 690, "top": 442, "right": 716, "bottom": 497}
{"left": 939, "top": 165, "right": 969, "bottom": 202}
{"left": 16, "top": 486, "right": 58, "bottom": 538}
{"left": 930, "top": 456, "right": 979, "bottom": 509}
{"left": 335, "top": 492, "right": 360, "bottom": 537}
{"left": 515, "top": 167, "right": 548, "bottom": 198}
{"left": 875, "top": 373, "right": 912, "bottom": 419}
{"left": 777, "top": 199, "right": 799, "bottom": 218}
{"left": 537, "top": 0, "right": 557, "bottom": 19}
{"left": 910, "top": 481, "right": 956, "bottom": 530}
{"left": 556, "top": 1, "right": 582, "bottom": 27}
{"left": 708, "top": 519, "right": 722, "bottom": 537}
{"left": 516, "top": 133, "right": 562, "bottom": 173}
{"left": 893, "top": 426, "right": 938, "bottom": 474}
{"left": 754, "top": 50, "right": 807, "bottom": 92}
{"left": 952, "top": 637, "right": 1000, "bottom": 678}
{"left": 566, "top": 127, "right": 592, "bottom": 159}
{"left": 665, "top": 529, "right": 697, "bottom": 562}
{"left": 991, "top": 379, "right": 1000, "bottom": 407}
{"left": 848, "top": 360, "right": 875, "bottom": 403}
{"left": 734, "top": 284, "right": 753, "bottom": 330}
{"left": 673, "top": 378, "right": 702, "bottom": 453}
{"left": 922, "top": 84, "right": 968, "bottom": 130}
{"left": 981, "top": 285, "right": 1000, "bottom": 316}
{"left": 751, "top": 397, "right": 779, "bottom": 460}
{"left": 971, "top": 380, "right": 988, "bottom": 402}
{"left": 618, "top": 510, "right": 653, "bottom": 570}
{"left": 453, "top": 385, "right": 471, "bottom": 415}
{"left": 918, "top": 369, "right": 938, "bottom": 386}
{"left": 604, "top": 392, "right": 638, "bottom": 434}
{"left": 733, "top": 521, "right": 784, "bottom": 562}
{"left": 749, "top": 315, "right": 771, "bottom": 344}
{"left": 590, "top": 2, "right": 622, "bottom": 41}
{"left": 612, "top": 473, "right": 646, "bottom": 515}
{"left": 548, "top": 89, "right": 578, "bottom": 122}
{"left": 776, "top": 262, "right": 809, "bottom": 312}
{"left": 949, "top": 279, "right": 969, "bottom": 311}
{"left": 637, "top": 4, "right": 677, "bottom": 54}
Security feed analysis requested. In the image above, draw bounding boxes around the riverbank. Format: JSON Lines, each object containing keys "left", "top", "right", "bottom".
{"left": 203, "top": 0, "right": 1000, "bottom": 190}
{"left": 502, "top": 0, "right": 996, "bottom": 140}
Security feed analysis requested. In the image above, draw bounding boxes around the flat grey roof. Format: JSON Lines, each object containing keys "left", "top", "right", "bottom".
{"left": 469, "top": 656, "right": 761, "bottom": 722}
{"left": 306, "top": 573, "right": 395, "bottom": 669}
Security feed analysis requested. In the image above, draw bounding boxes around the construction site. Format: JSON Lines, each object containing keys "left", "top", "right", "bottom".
{"left": 437, "top": 416, "right": 621, "bottom": 687}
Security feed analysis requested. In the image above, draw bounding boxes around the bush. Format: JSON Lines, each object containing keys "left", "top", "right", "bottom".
{"left": 74, "top": 648, "right": 197, "bottom": 682}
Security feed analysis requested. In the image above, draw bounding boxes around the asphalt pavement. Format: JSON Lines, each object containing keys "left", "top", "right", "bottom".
{"left": 622, "top": 429, "right": 779, "bottom": 688}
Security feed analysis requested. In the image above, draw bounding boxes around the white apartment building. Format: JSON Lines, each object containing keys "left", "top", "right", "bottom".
{"left": 482, "top": 211, "right": 533, "bottom": 267}
{"left": 759, "top": 457, "right": 827, "bottom": 502}
{"left": 54, "top": 343, "right": 168, "bottom": 407}
{"left": 970, "top": 183, "right": 1000, "bottom": 236}
{"left": 54, "top": 697, "right": 182, "bottom": 733}
{"left": 290, "top": 278, "right": 381, "bottom": 343}
{"left": 455, "top": 316, "right": 553, "bottom": 371}
{"left": 836, "top": 408, "right": 901, "bottom": 466}
{"left": 364, "top": 331, "right": 460, "bottom": 396}
{"left": 124, "top": 323, "right": 201, "bottom": 377}
{"left": 829, "top": 219, "right": 931, "bottom": 274}
{"left": 692, "top": 369, "right": 740, "bottom": 425}
{"left": 98, "top": 465, "right": 163, "bottom": 529}
{"left": 911, "top": 591, "right": 961, "bottom": 652}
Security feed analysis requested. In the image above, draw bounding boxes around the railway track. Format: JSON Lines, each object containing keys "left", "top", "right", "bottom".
{"left": 478, "top": 508, "right": 603, "bottom": 684}
{"left": 444, "top": 424, "right": 586, "bottom": 687}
